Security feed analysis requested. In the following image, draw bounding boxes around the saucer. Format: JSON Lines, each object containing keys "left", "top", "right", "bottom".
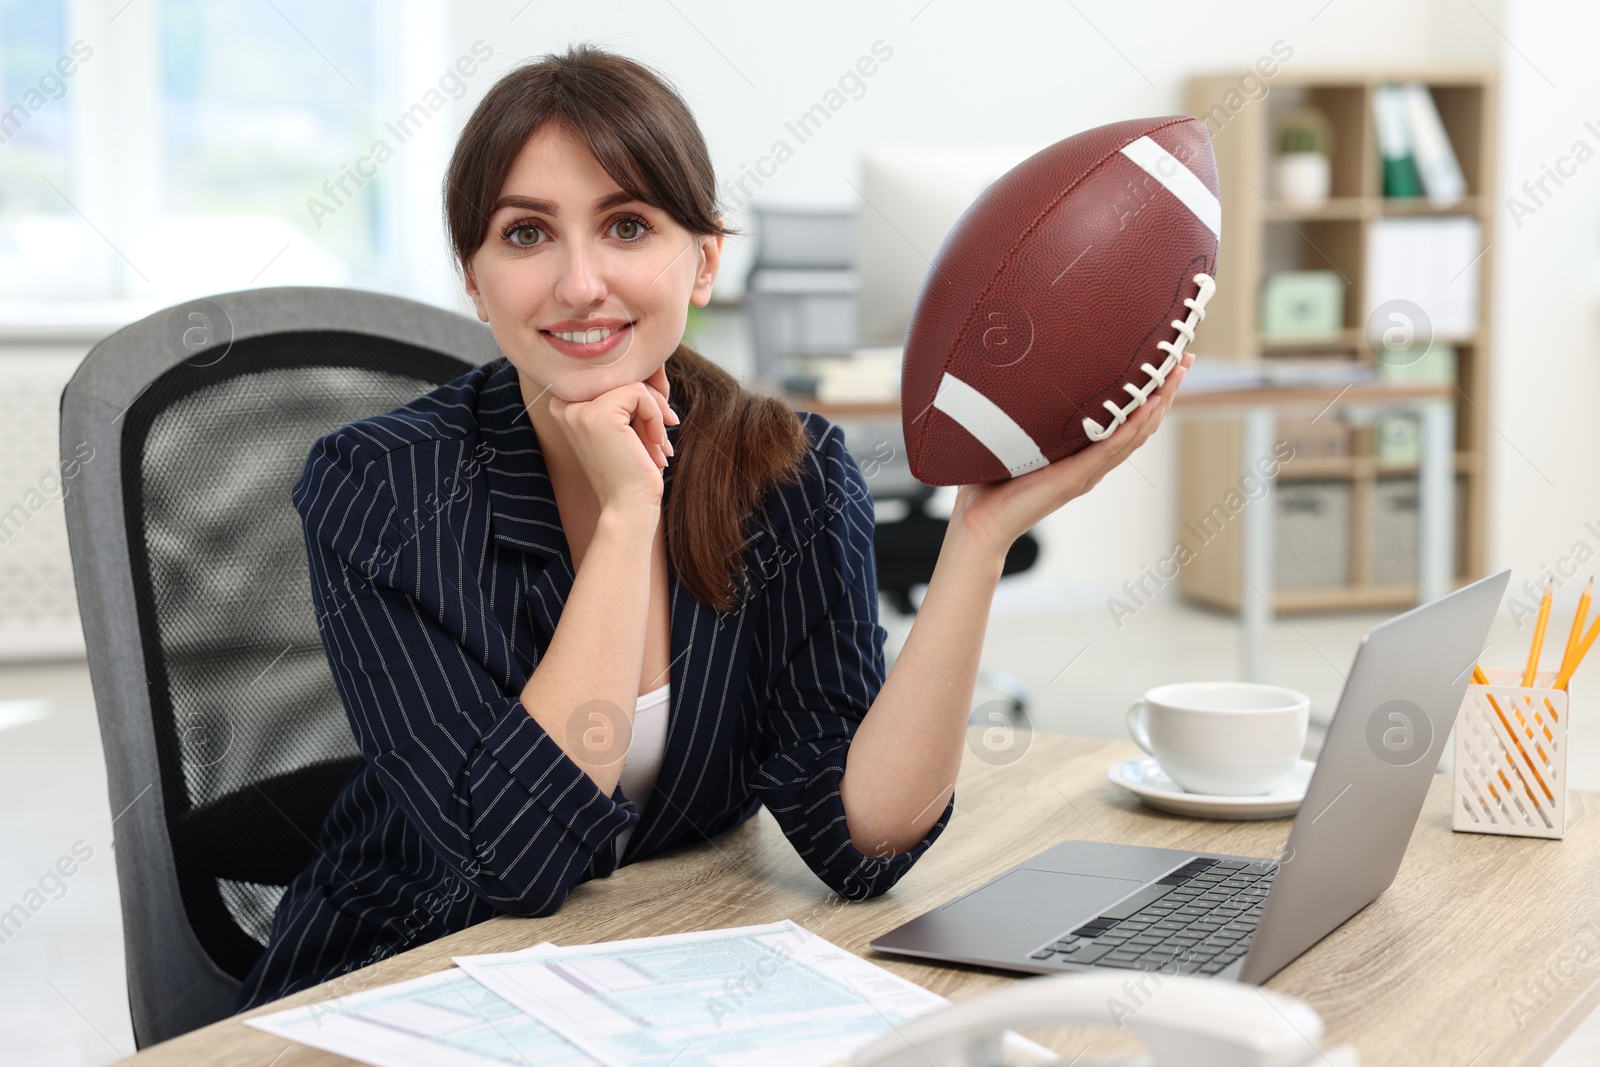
{"left": 1107, "top": 756, "right": 1315, "bottom": 820}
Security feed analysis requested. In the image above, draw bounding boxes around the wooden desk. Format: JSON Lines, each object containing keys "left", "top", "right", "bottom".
{"left": 761, "top": 379, "right": 1455, "bottom": 422}
{"left": 128, "top": 730, "right": 1600, "bottom": 1066}
{"left": 772, "top": 381, "right": 1460, "bottom": 685}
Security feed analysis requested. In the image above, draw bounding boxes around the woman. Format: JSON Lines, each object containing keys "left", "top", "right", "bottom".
{"left": 237, "top": 43, "right": 1191, "bottom": 1010}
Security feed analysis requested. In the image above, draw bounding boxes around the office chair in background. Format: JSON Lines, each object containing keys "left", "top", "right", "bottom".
{"left": 60, "top": 287, "right": 488, "bottom": 1046}
{"left": 743, "top": 205, "right": 859, "bottom": 385}
{"left": 744, "top": 205, "right": 1039, "bottom": 723}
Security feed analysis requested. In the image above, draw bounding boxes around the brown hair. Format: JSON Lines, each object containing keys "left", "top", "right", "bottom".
{"left": 442, "top": 43, "right": 811, "bottom": 612}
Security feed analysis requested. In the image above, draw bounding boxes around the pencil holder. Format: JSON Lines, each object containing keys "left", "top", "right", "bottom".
{"left": 1453, "top": 668, "right": 1568, "bottom": 839}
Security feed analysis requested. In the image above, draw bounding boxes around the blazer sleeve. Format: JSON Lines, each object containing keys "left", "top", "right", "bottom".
{"left": 292, "top": 430, "right": 636, "bottom": 916}
{"left": 751, "top": 419, "right": 955, "bottom": 900}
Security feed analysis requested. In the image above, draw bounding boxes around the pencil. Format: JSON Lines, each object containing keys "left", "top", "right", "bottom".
{"left": 1522, "top": 579, "right": 1554, "bottom": 687}
{"left": 1558, "top": 577, "right": 1593, "bottom": 682}
{"left": 1555, "top": 613, "right": 1600, "bottom": 691}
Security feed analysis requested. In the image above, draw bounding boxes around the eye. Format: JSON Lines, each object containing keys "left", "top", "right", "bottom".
{"left": 501, "top": 219, "right": 545, "bottom": 247}
{"left": 610, "top": 213, "right": 653, "bottom": 242}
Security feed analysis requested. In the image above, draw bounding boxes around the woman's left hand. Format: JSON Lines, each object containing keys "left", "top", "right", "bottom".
{"left": 948, "top": 350, "right": 1195, "bottom": 561}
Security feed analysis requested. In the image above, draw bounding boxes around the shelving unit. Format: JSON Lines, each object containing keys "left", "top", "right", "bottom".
{"left": 1179, "top": 67, "right": 1496, "bottom": 614}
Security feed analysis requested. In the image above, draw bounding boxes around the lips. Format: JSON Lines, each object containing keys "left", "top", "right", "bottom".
{"left": 541, "top": 321, "right": 633, "bottom": 360}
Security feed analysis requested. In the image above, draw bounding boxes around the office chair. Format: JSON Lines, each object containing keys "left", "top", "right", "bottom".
{"left": 873, "top": 483, "right": 1040, "bottom": 725}
{"left": 743, "top": 205, "right": 859, "bottom": 384}
{"left": 873, "top": 485, "right": 1040, "bottom": 616}
{"left": 59, "top": 286, "right": 490, "bottom": 1047}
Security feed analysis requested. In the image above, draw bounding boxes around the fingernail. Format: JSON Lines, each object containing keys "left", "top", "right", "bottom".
{"left": 664, "top": 439, "right": 675, "bottom": 457}
{"left": 668, "top": 407, "right": 681, "bottom": 425}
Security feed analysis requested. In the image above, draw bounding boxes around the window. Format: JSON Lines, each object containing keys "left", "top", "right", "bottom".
{"left": 158, "top": 0, "right": 386, "bottom": 291}
{"left": 0, "top": 0, "right": 82, "bottom": 299}
{"left": 0, "top": 0, "right": 462, "bottom": 309}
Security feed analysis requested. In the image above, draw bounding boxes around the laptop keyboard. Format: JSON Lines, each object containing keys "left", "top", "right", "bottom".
{"left": 1027, "top": 857, "right": 1278, "bottom": 975}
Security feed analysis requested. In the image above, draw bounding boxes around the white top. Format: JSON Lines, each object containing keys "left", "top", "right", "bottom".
{"left": 614, "top": 681, "right": 671, "bottom": 861}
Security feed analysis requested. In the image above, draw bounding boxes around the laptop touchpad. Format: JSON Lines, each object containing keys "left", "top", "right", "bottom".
{"left": 887, "top": 869, "right": 1143, "bottom": 960}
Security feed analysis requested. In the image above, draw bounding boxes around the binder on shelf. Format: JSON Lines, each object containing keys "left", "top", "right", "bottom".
{"left": 1372, "top": 83, "right": 1423, "bottom": 199}
{"left": 1401, "top": 82, "right": 1467, "bottom": 207}
{"left": 1365, "top": 218, "right": 1481, "bottom": 341}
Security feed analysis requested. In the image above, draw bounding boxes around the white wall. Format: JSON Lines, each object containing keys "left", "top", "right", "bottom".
{"left": 1488, "top": 0, "right": 1600, "bottom": 630}
{"left": 438, "top": 1, "right": 1517, "bottom": 605}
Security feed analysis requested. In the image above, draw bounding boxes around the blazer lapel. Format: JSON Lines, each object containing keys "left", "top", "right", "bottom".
{"left": 476, "top": 359, "right": 577, "bottom": 654}
{"left": 476, "top": 358, "right": 697, "bottom": 858}
{"left": 620, "top": 419, "right": 696, "bottom": 863}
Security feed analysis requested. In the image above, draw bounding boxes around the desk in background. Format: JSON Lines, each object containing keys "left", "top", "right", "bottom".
{"left": 126, "top": 729, "right": 1600, "bottom": 1066}
{"left": 769, "top": 380, "right": 1457, "bottom": 685}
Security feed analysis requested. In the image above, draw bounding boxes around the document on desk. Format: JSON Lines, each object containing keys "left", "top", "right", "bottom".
{"left": 245, "top": 949, "right": 600, "bottom": 1067}
{"left": 454, "top": 921, "right": 1048, "bottom": 1067}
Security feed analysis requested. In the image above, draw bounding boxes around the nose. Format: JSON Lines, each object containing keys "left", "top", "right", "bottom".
{"left": 551, "top": 233, "right": 608, "bottom": 309}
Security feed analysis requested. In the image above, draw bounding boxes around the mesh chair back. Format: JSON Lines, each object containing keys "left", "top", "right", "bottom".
{"left": 61, "top": 288, "right": 494, "bottom": 1046}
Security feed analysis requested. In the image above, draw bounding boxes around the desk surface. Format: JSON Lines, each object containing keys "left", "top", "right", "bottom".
{"left": 774, "top": 379, "right": 1456, "bottom": 422}
{"left": 130, "top": 730, "right": 1600, "bottom": 1066}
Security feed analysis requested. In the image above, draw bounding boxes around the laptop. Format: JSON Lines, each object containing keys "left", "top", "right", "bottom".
{"left": 872, "top": 568, "right": 1511, "bottom": 984}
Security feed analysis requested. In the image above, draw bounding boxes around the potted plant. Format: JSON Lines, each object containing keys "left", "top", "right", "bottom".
{"left": 1273, "top": 107, "right": 1334, "bottom": 208}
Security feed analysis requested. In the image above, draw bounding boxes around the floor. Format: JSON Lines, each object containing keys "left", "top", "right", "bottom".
{"left": 2, "top": 595, "right": 1598, "bottom": 1064}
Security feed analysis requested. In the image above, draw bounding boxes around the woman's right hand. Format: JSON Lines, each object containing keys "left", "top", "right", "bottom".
{"left": 546, "top": 361, "right": 679, "bottom": 515}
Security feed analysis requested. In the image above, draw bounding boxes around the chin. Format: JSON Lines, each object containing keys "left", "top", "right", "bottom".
{"left": 542, "top": 377, "right": 610, "bottom": 404}
{"left": 540, "top": 362, "right": 643, "bottom": 404}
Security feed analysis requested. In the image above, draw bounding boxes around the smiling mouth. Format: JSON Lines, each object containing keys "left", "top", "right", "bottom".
{"left": 541, "top": 322, "right": 633, "bottom": 344}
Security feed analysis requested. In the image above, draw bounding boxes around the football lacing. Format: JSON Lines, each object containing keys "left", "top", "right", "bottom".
{"left": 1082, "top": 272, "right": 1216, "bottom": 442}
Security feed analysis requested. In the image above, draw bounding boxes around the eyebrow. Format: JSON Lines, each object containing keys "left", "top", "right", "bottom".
{"left": 491, "top": 190, "right": 640, "bottom": 216}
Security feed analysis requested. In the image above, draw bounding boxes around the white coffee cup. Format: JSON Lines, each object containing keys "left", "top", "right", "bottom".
{"left": 1126, "top": 681, "right": 1310, "bottom": 796}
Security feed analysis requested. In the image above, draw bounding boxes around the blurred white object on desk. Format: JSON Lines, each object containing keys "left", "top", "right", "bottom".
{"left": 781, "top": 345, "right": 903, "bottom": 403}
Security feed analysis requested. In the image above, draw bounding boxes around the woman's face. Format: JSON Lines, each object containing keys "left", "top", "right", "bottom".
{"left": 464, "top": 122, "right": 722, "bottom": 402}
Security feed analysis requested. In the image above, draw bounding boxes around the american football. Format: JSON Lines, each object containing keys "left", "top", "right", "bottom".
{"left": 900, "top": 115, "right": 1221, "bottom": 486}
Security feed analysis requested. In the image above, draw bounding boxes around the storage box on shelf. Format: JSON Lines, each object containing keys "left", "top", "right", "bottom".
{"left": 1179, "top": 68, "right": 1494, "bottom": 614}
{"left": 1275, "top": 481, "right": 1352, "bottom": 589}
{"left": 1369, "top": 474, "right": 1469, "bottom": 586}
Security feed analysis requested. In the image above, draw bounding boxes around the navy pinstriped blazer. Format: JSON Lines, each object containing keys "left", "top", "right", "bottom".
{"left": 235, "top": 355, "right": 953, "bottom": 1010}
